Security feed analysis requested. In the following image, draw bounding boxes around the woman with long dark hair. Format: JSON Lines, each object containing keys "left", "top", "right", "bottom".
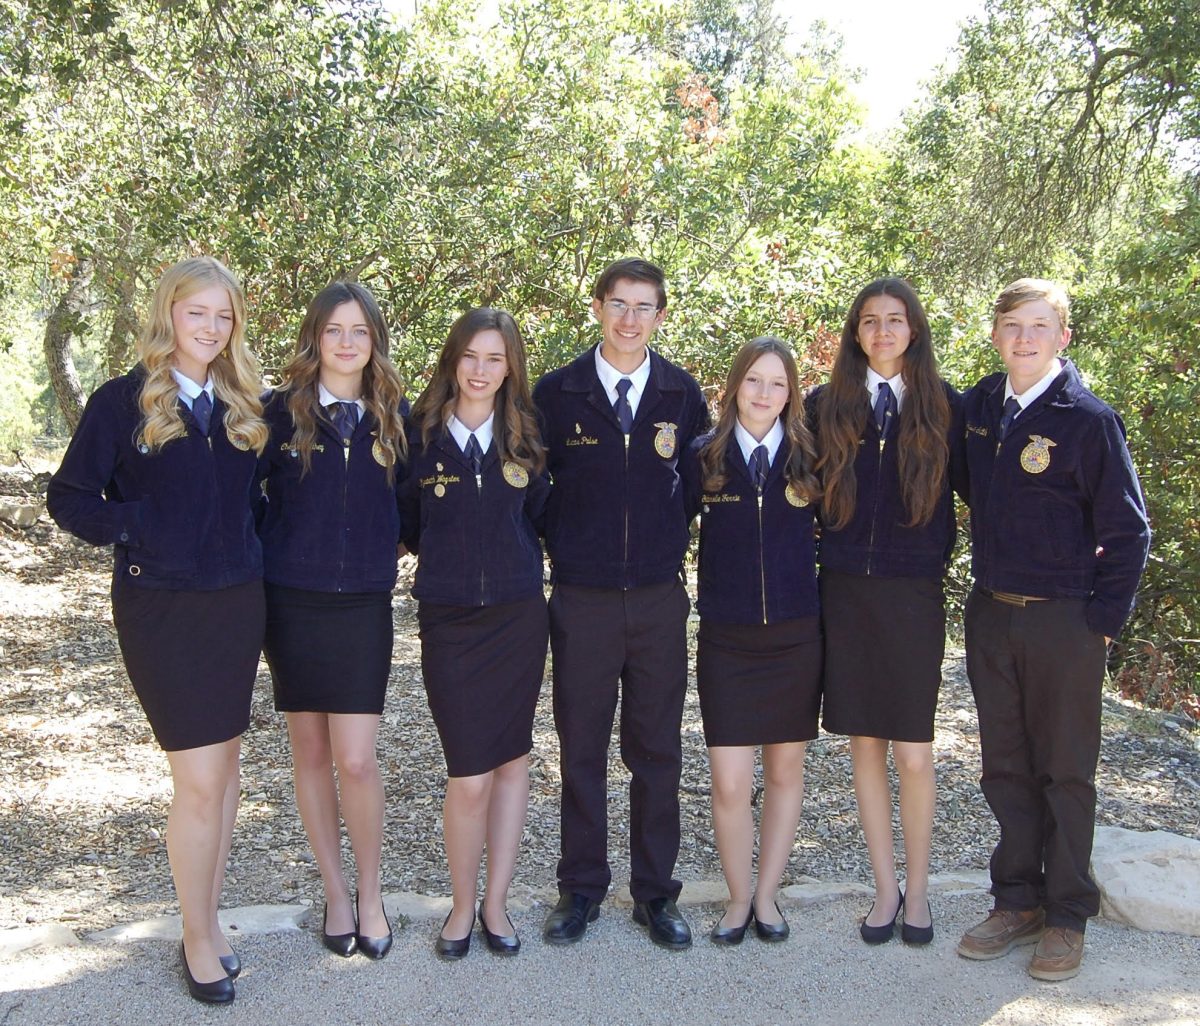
{"left": 258, "top": 281, "right": 407, "bottom": 960}
{"left": 681, "top": 336, "right": 822, "bottom": 945}
{"left": 402, "top": 307, "right": 549, "bottom": 959}
{"left": 810, "top": 278, "right": 958, "bottom": 946}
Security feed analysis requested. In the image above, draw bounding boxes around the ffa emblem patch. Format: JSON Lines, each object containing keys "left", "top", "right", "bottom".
{"left": 372, "top": 438, "right": 389, "bottom": 467}
{"left": 436, "top": 461, "right": 444, "bottom": 472}
{"left": 502, "top": 461, "right": 529, "bottom": 488}
{"left": 575, "top": 423, "right": 582, "bottom": 434}
{"left": 137, "top": 436, "right": 150, "bottom": 454}
{"left": 653, "top": 422, "right": 678, "bottom": 458}
{"left": 434, "top": 483, "right": 446, "bottom": 498}
{"left": 1019, "top": 435, "right": 1056, "bottom": 474}
{"left": 785, "top": 483, "right": 809, "bottom": 508}
{"left": 228, "top": 434, "right": 250, "bottom": 452}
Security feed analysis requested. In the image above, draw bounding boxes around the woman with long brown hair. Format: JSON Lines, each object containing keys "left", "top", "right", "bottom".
{"left": 810, "top": 278, "right": 958, "bottom": 946}
{"left": 48, "top": 256, "right": 269, "bottom": 1004}
{"left": 401, "top": 307, "right": 549, "bottom": 959}
{"left": 258, "top": 281, "right": 407, "bottom": 960}
{"left": 681, "top": 336, "right": 822, "bottom": 945}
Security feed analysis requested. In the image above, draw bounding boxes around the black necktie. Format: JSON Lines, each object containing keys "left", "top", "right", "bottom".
{"left": 749, "top": 444, "right": 768, "bottom": 493}
{"left": 998, "top": 396, "right": 1021, "bottom": 441}
{"left": 329, "top": 401, "right": 359, "bottom": 445}
{"left": 873, "top": 382, "right": 897, "bottom": 438}
{"left": 191, "top": 390, "right": 213, "bottom": 436}
{"left": 614, "top": 378, "right": 634, "bottom": 434}
{"left": 465, "top": 433, "right": 483, "bottom": 477}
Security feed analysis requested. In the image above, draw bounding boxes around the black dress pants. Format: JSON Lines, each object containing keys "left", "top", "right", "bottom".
{"left": 965, "top": 586, "right": 1109, "bottom": 932}
{"left": 549, "top": 578, "right": 690, "bottom": 904}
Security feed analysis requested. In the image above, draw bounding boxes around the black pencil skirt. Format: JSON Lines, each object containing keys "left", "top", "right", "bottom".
{"left": 696, "top": 616, "right": 823, "bottom": 747}
{"left": 418, "top": 594, "right": 548, "bottom": 777}
{"left": 262, "top": 584, "right": 393, "bottom": 715}
{"left": 820, "top": 570, "right": 945, "bottom": 743}
{"left": 111, "top": 576, "right": 265, "bottom": 752}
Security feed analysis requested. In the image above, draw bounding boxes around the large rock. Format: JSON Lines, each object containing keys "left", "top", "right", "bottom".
{"left": 0, "top": 923, "right": 80, "bottom": 958}
{"left": 1092, "top": 826, "right": 1200, "bottom": 936}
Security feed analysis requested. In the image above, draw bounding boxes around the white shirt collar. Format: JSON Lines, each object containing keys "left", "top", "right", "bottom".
{"left": 594, "top": 345, "right": 652, "bottom": 415}
{"left": 171, "top": 369, "right": 214, "bottom": 411}
{"left": 448, "top": 412, "right": 494, "bottom": 456}
{"left": 865, "top": 367, "right": 906, "bottom": 410}
{"left": 316, "top": 381, "right": 362, "bottom": 412}
{"left": 1005, "top": 358, "right": 1063, "bottom": 410}
{"left": 734, "top": 417, "right": 784, "bottom": 468}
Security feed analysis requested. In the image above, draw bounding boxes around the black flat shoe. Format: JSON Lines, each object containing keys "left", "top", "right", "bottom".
{"left": 709, "top": 906, "right": 753, "bottom": 946}
{"left": 180, "top": 942, "right": 235, "bottom": 1005}
{"left": 355, "top": 894, "right": 393, "bottom": 960}
{"left": 860, "top": 890, "right": 903, "bottom": 945}
{"left": 218, "top": 949, "right": 241, "bottom": 979}
{"left": 632, "top": 896, "right": 692, "bottom": 950}
{"left": 479, "top": 903, "right": 520, "bottom": 956}
{"left": 752, "top": 901, "right": 790, "bottom": 943}
{"left": 542, "top": 891, "right": 600, "bottom": 945}
{"left": 435, "top": 910, "right": 473, "bottom": 961}
{"left": 321, "top": 903, "right": 358, "bottom": 958}
{"left": 901, "top": 898, "right": 934, "bottom": 946}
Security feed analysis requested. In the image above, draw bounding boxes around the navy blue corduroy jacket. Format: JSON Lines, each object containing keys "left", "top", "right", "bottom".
{"left": 533, "top": 345, "right": 710, "bottom": 590}
{"left": 256, "top": 390, "right": 407, "bottom": 593}
{"left": 958, "top": 360, "right": 1150, "bottom": 638}
{"left": 398, "top": 424, "right": 549, "bottom": 607}
{"left": 807, "top": 380, "right": 959, "bottom": 579}
{"left": 47, "top": 367, "right": 263, "bottom": 590}
{"left": 681, "top": 434, "right": 819, "bottom": 625}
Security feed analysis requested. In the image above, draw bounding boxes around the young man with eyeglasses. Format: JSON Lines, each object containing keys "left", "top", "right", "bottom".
{"left": 533, "top": 258, "right": 710, "bottom": 949}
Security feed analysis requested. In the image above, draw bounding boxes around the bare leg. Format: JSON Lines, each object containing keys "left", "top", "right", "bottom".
{"left": 166, "top": 740, "right": 241, "bottom": 985}
{"left": 850, "top": 735, "right": 903, "bottom": 927}
{"left": 207, "top": 746, "right": 241, "bottom": 958}
{"left": 479, "top": 754, "right": 528, "bottom": 936}
{"left": 753, "top": 741, "right": 807, "bottom": 925}
{"left": 894, "top": 740, "right": 935, "bottom": 929}
{"left": 708, "top": 746, "right": 755, "bottom": 929}
{"left": 442, "top": 771, "right": 494, "bottom": 939}
{"left": 328, "top": 713, "right": 387, "bottom": 937}
{"left": 286, "top": 712, "right": 353, "bottom": 934}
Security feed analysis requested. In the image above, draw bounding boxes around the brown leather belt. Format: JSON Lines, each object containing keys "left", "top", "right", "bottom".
{"left": 980, "top": 587, "right": 1048, "bottom": 607}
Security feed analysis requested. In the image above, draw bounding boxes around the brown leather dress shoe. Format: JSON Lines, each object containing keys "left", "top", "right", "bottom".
{"left": 1028, "top": 926, "right": 1084, "bottom": 981}
{"left": 956, "top": 908, "right": 1045, "bottom": 960}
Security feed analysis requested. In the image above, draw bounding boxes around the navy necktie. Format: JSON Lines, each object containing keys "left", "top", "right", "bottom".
{"left": 191, "top": 390, "right": 213, "bottom": 436}
{"left": 749, "top": 444, "right": 768, "bottom": 493}
{"left": 873, "top": 382, "right": 897, "bottom": 438}
{"left": 614, "top": 378, "right": 634, "bottom": 434}
{"left": 998, "top": 396, "right": 1021, "bottom": 441}
{"left": 328, "top": 401, "right": 359, "bottom": 445}
{"left": 465, "top": 433, "right": 483, "bottom": 477}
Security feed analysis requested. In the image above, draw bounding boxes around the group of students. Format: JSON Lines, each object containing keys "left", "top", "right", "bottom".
{"left": 46, "top": 254, "right": 1150, "bottom": 1005}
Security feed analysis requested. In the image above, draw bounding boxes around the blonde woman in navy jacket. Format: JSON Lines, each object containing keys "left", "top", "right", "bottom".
{"left": 809, "top": 278, "right": 957, "bottom": 947}
{"left": 400, "top": 307, "right": 549, "bottom": 959}
{"left": 47, "top": 257, "right": 269, "bottom": 1005}
{"left": 257, "top": 282, "right": 407, "bottom": 960}
{"left": 680, "top": 336, "right": 822, "bottom": 945}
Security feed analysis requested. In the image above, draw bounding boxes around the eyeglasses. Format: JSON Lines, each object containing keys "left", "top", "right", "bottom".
{"left": 602, "top": 299, "right": 661, "bottom": 321}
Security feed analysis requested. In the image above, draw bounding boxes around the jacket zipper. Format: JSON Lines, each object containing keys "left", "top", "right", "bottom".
{"left": 336, "top": 438, "right": 350, "bottom": 591}
{"left": 757, "top": 487, "right": 767, "bottom": 624}
{"left": 622, "top": 432, "right": 630, "bottom": 589}
{"left": 476, "top": 464, "right": 486, "bottom": 604}
{"left": 866, "top": 435, "right": 885, "bottom": 576}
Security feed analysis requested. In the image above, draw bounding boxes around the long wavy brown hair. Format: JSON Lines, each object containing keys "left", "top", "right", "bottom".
{"left": 815, "top": 278, "right": 949, "bottom": 530}
{"left": 136, "top": 256, "right": 268, "bottom": 454}
{"left": 699, "top": 336, "right": 820, "bottom": 502}
{"left": 277, "top": 282, "right": 407, "bottom": 484}
{"left": 409, "top": 307, "right": 545, "bottom": 474}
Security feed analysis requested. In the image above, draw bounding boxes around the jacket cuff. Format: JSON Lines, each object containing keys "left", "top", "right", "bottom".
{"left": 1085, "top": 597, "right": 1129, "bottom": 640}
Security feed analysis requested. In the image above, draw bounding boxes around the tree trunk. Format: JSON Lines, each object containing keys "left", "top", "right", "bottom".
{"left": 43, "top": 258, "right": 93, "bottom": 434}
{"left": 106, "top": 270, "right": 140, "bottom": 378}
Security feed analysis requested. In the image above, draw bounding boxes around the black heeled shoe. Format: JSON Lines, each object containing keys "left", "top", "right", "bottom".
{"left": 321, "top": 902, "right": 358, "bottom": 957}
{"left": 355, "top": 893, "right": 393, "bottom": 960}
{"left": 752, "top": 900, "right": 790, "bottom": 943}
{"left": 860, "top": 889, "right": 903, "bottom": 945}
{"left": 709, "top": 905, "right": 754, "bottom": 946}
{"left": 901, "top": 898, "right": 934, "bottom": 945}
{"left": 218, "top": 949, "right": 241, "bottom": 979}
{"left": 435, "top": 909, "right": 474, "bottom": 961}
{"left": 180, "top": 941, "right": 235, "bottom": 1005}
{"left": 478, "top": 903, "right": 521, "bottom": 956}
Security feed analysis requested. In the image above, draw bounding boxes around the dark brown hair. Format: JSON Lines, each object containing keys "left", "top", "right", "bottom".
{"left": 700, "top": 336, "right": 820, "bottom": 501}
{"left": 279, "top": 281, "right": 407, "bottom": 484}
{"left": 815, "top": 278, "right": 949, "bottom": 529}
{"left": 592, "top": 258, "right": 667, "bottom": 309}
{"left": 409, "top": 307, "right": 545, "bottom": 473}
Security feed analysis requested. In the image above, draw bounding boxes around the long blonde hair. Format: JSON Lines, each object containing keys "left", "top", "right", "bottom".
{"left": 278, "top": 282, "right": 408, "bottom": 484}
{"left": 136, "top": 256, "right": 268, "bottom": 455}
